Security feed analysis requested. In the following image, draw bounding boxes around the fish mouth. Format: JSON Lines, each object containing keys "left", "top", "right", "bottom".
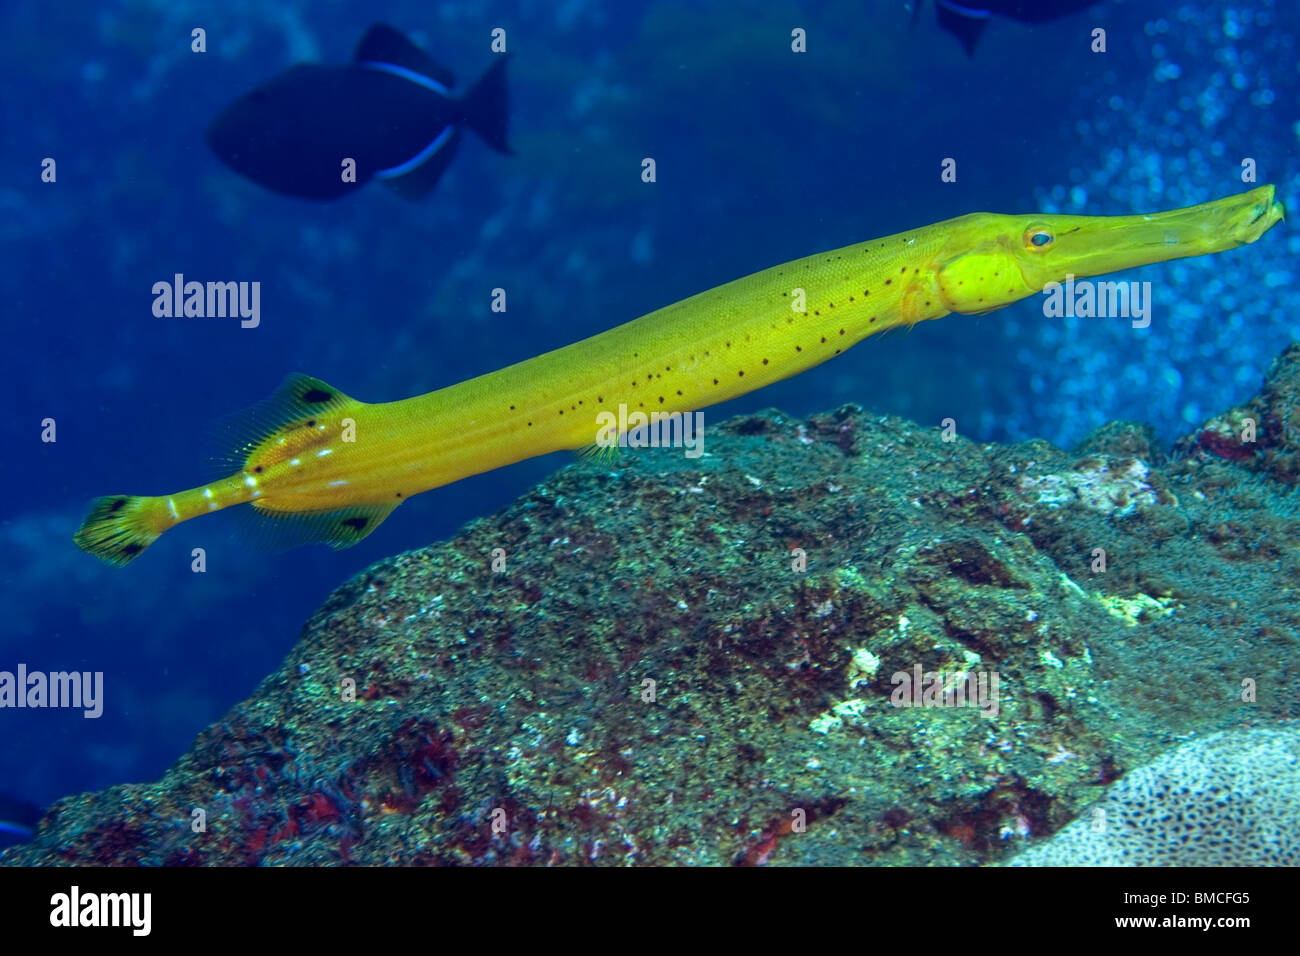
{"left": 1040, "top": 185, "right": 1284, "bottom": 281}
{"left": 1201, "top": 184, "right": 1281, "bottom": 243}
{"left": 1131, "top": 185, "right": 1283, "bottom": 249}
{"left": 1249, "top": 191, "right": 1286, "bottom": 229}
{"left": 1224, "top": 184, "right": 1284, "bottom": 242}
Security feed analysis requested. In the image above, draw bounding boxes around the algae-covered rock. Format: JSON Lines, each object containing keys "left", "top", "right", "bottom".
{"left": 7, "top": 352, "right": 1300, "bottom": 867}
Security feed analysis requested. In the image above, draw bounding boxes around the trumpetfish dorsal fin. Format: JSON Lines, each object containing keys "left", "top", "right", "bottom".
{"left": 213, "top": 373, "right": 357, "bottom": 473}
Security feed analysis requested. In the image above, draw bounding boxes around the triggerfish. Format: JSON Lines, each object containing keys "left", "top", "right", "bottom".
{"left": 75, "top": 186, "right": 1284, "bottom": 565}
{"left": 206, "top": 23, "right": 511, "bottom": 200}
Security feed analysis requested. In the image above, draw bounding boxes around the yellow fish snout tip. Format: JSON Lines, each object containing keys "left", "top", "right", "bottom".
{"left": 1235, "top": 184, "right": 1284, "bottom": 242}
{"left": 1255, "top": 184, "right": 1283, "bottom": 220}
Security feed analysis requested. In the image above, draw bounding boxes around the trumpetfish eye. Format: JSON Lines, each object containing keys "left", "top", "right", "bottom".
{"left": 1024, "top": 224, "right": 1055, "bottom": 250}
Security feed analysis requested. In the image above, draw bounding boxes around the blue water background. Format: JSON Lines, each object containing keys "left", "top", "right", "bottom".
{"left": 1, "top": 0, "right": 1296, "bottom": 814}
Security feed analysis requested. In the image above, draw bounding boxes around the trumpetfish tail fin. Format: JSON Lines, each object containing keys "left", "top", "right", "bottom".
{"left": 73, "top": 494, "right": 169, "bottom": 566}
{"left": 75, "top": 373, "right": 376, "bottom": 566}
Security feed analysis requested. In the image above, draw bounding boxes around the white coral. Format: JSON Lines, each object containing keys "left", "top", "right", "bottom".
{"left": 1008, "top": 726, "right": 1300, "bottom": 866}
{"left": 1019, "top": 458, "right": 1158, "bottom": 517}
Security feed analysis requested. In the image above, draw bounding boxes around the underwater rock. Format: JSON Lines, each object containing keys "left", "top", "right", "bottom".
{"left": 1176, "top": 343, "right": 1300, "bottom": 481}
{"left": 7, "top": 350, "right": 1300, "bottom": 866}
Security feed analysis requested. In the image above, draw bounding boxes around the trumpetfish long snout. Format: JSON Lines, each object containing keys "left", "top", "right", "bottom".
{"left": 75, "top": 185, "right": 1284, "bottom": 566}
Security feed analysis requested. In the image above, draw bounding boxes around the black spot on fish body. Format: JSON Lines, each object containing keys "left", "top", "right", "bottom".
{"left": 302, "top": 389, "right": 332, "bottom": 404}
{"left": 109, "top": 498, "right": 127, "bottom": 513}
{"left": 343, "top": 517, "right": 368, "bottom": 531}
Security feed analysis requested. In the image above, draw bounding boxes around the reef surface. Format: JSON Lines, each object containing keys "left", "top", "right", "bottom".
{"left": 8, "top": 347, "right": 1300, "bottom": 866}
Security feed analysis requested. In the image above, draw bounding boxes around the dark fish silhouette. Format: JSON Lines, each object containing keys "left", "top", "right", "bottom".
{"left": 930, "top": 0, "right": 1099, "bottom": 56}
{"left": 207, "top": 23, "right": 511, "bottom": 200}
{"left": 0, "top": 793, "right": 41, "bottom": 847}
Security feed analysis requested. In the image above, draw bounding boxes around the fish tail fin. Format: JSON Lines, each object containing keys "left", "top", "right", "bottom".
{"left": 73, "top": 494, "right": 170, "bottom": 566}
{"left": 460, "top": 55, "right": 512, "bottom": 154}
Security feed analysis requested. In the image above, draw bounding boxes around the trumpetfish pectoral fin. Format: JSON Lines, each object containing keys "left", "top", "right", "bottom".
{"left": 578, "top": 442, "right": 624, "bottom": 466}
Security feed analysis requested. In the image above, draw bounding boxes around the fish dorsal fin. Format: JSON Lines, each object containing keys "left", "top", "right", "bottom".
{"left": 212, "top": 373, "right": 357, "bottom": 473}
{"left": 354, "top": 23, "right": 455, "bottom": 91}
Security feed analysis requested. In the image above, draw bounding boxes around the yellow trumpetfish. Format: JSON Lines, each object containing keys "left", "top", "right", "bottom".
{"left": 75, "top": 185, "right": 1284, "bottom": 565}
